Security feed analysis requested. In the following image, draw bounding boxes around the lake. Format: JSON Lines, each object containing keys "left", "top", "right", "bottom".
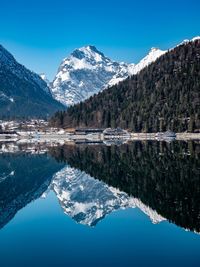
{"left": 0, "top": 140, "right": 199, "bottom": 267}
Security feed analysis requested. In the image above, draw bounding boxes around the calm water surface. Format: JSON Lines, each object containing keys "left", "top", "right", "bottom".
{"left": 0, "top": 141, "right": 199, "bottom": 267}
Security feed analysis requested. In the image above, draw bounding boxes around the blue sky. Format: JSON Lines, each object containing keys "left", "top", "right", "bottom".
{"left": 0, "top": 0, "right": 199, "bottom": 80}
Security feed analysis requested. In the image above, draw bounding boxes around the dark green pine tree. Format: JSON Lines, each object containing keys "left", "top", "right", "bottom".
{"left": 49, "top": 40, "right": 200, "bottom": 133}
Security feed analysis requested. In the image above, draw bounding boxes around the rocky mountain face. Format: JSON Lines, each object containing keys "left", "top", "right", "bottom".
{"left": 50, "top": 38, "right": 200, "bottom": 132}
{"left": 50, "top": 45, "right": 166, "bottom": 106}
{"left": 49, "top": 166, "right": 165, "bottom": 226}
{"left": 0, "top": 45, "right": 64, "bottom": 118}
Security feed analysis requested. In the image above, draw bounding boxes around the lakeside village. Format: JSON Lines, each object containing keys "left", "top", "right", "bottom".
{"left": 0, "top": 119, "right": 199, "bottom": 145}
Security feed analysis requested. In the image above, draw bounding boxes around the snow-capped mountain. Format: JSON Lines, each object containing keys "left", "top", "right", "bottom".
{"left": 132, "top": 47, "right": 166, "bottom": 74}
{"left": 177, "top": 36, "right": 200, "bottom": 46}
{"left": 48, "top": 166, "right": 165, "bottom": 226}
{"left": 0, "top": 44, "right": 64, "bottom": 118}
{"left": 50, "top": 45, "right": 166, "bottom": 106}
{"left": 40, "top": 73, "right": 50, "bottom": 87}
{"left": 50, "top": 37, "right": 199, "bottom": 107}
{"left": 51, "top": 45, "right": 135, "bottom": 106}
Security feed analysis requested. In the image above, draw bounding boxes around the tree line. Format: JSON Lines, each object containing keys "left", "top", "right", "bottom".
{"left": 50, "top": 40, "right": 200, "bottom": 132}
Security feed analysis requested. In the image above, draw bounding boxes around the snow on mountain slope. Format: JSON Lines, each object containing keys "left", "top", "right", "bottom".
{"left": 51, "top": 45, "right": 135, "bottom": 106}
{"left": 50, "top": 45, "right": 167, "bottom": 106}
{"left": 50, "top": 37, "right": 199, "bottom": 107}
{"left": 131, "top": 36, "right": 200, "bottom": 75}
{"left": 0, "top": 45, "right": 64, "bottom": 118}
{"left": 132, "top": 47, "right": 166, "bottom": 74}
{"left": 49, "top": 166, "right": 166, "bottom": 226}
{"left": 0, "top": 45, "right": 50, "bottom": 95}
{"left": 40, "top": 73, "right": 50, "bottom": 87}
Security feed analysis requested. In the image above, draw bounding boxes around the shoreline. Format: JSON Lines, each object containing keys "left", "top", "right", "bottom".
{"left": 0, "top": 132, "right": 200, "bottom": 144}
{"left": 130, "top": 132, "right": 200, "bottom": 140}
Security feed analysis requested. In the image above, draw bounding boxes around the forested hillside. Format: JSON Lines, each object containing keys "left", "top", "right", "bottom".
{"left": 50, "top": 40, "right": 200, "bottom": 132}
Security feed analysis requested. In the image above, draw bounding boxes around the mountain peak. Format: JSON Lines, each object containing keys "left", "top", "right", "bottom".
{"left": 40, "top": 73, "right": 50, "bottom": 86}
{"left": 51, "top": 44, "right": 167, "bottom": 106}
{"left": 131, "top": 47, "right": 166, "bottom": 75}
{"left": 51, "top": 45, "right": 136, "bottom": 106}
{"left": 81, "top": 45, "right": 99, "bottom": 52}
{"left": 149, "top": 47, "right": 161, "bottom": 53}
{"left": 71, "top": 45, "right": 105, "bottom": 61}
{"left": 79, "top": 45, "right": 102, "bottom": 54}
{"left": 40, "top": 73, "right": 46, "bottom": 80}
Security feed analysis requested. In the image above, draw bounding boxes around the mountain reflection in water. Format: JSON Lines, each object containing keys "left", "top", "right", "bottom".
{"left": 0, "top": 151, "right": 64, "bottom": 229}
{"left": 49, "top": 166, "right": 165, "bottom": 226}
{"left": 0, "top": 140, "right": 199, "bottom": 234}
{"left": 49, "top": 141, "right": 200, "bottom": 233}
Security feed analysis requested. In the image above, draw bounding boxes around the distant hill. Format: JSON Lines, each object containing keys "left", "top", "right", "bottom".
{"left": 50, "top": 39, "right": 200, "bottom": 132}
{"left": 0, "top": 45, "right": 64, "bottom": 119}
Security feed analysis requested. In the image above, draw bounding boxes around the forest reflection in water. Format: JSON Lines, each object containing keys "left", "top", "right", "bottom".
{"left": 49, "top": 140, "right": 200, "bottom": 233}
{"left": 0, "top": 140, "right": 199, "bottom": 233}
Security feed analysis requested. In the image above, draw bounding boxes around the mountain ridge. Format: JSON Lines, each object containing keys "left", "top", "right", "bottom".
{"left": 50, "top": 39, "right": 200, "bottom": 132}
{"left": 0, "top": 45, "right": 65, "bottom": 118}
{"left": 50, "top": 45, "right": 166, "bottom": 106}
{"left": 50, "top": 45, "right": 135, "bottom": 106}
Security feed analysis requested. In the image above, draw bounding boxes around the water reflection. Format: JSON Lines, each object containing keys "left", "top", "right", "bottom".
{"left": 49, "top": 141, "right": 200, "bottom": 233}
{"left": 0, "top": 141, "right": 199, "bottom": 234}
{"left": 49, "top": 166, "right": 165, "bottom": 226}
{"left": 0, "top": 150, "right": 64, "bottom": 229}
